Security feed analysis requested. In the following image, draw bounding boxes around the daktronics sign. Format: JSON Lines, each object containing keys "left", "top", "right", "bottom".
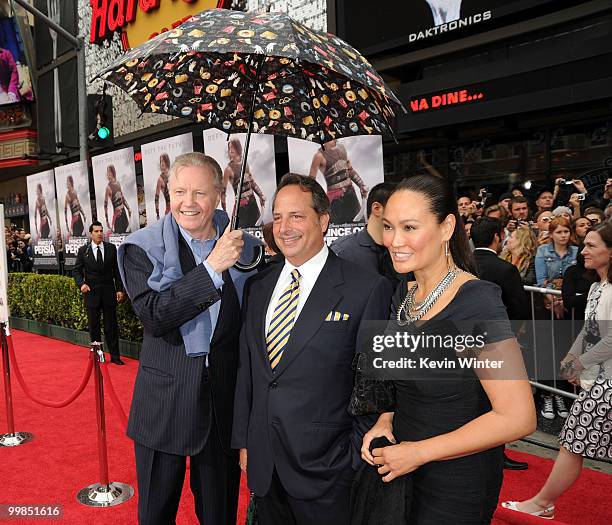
{"left": 89, "top": 0, "right": 227, "bottom": 50}
{"left": 410, "top": 87, "right": 485, "bottom": 113}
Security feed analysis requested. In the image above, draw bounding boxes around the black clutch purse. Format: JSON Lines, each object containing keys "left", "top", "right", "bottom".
{"left": 348, "top": 352, "right": 396, "bottom": 416}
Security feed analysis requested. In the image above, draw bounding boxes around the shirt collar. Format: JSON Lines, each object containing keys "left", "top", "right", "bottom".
{"left": 178, "top": 224, "right": 220, "bottom": 246}
{"left": 283, "top": 244, "right": 328, "bottom": 277}
{"left": 474, "top": 247, "right": 498, "bottom": 255}
{"left": 357, "top": 227, "right": 379, "bottom": 248}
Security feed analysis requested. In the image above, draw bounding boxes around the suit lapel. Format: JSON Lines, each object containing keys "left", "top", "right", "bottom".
{"left": 178, "top": 233, "right": 196, "bottom": 274}
{"left": 210, "top": 270, "right": 239, "bottom": 345}
{"left": 102, "top": 242, "right": 112, "bottom": 271}
{"left": 273, "top": 253, "right": 343, "bottom": 378}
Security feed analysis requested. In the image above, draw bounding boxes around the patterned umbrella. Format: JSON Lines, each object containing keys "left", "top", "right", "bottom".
{"left": 98, "top": 8, "right": 404, "bottom": 142}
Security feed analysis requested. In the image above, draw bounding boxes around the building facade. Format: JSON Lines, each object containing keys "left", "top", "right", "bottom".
{"left": 331, "top": 0, "right": 612, "bottom": 202}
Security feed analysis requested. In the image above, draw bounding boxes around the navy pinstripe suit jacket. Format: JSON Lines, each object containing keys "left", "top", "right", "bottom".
{"left": 121, "top": 235, "right": 241, "bottom": 456}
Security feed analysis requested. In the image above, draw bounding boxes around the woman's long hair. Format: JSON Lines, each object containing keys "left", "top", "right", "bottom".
{"left": 501, "top": 227, "right": 537, "bottom": 275}
{"left": 585, "top": 222, "right": 612, "bottom": 283}
{"left": 393, "top": 175, "right": 478, "bottom": 275}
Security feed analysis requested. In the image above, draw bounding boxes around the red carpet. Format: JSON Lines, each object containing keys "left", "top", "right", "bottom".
{"left": 1, "top": 330, "right": 248, "bottom": 525}
{"left": 2, "top": 330, "right": 611, "bottom": 524}
{"left": 494, "top": 449, "right": 612, "bottom": 525}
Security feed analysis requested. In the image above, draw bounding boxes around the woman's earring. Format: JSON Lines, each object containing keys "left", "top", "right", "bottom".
{"left": 445, "top": 241, "right": 452, "bottom": 269}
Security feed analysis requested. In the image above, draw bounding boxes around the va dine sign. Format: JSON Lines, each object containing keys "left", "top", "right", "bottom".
{"left": 410, "top": 89, "right": 485, "bottom": 113}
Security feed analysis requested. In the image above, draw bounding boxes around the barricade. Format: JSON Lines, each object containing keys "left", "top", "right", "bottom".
{"left": 0, "top": 322, "right": 133, "bottom": 506}
{"left": 523, "top": 285, "right": 579, "bottom": 402}
{"left": 0, "top": 322, "right": 33, "bottom": 447}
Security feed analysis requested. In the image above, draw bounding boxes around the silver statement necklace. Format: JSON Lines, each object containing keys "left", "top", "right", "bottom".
{"left": 396, "top": 268, "right": 461, "bottom": 326}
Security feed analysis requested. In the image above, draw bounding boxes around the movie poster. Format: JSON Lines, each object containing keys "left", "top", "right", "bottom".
{"left": 91, "top": 147, "right": 140, "bottom": 247}
{"left": 54, "top": 161, "right": 93, "bottom": 267}
{"left": 26, "top": 170, "right": 58, "bottom": 268}
{"left": 141, "top": 132, "right": 193, "bottom": 225}
{"left": 203, "top": 129, "right": 277, "bottom": 240}
{"left": 287, "top": 135, "right": 385, "bottom": 244}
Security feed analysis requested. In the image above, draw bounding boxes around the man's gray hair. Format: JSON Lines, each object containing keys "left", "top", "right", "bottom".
{"left": 168, "top": 152, "right": 223, "bottom": 193}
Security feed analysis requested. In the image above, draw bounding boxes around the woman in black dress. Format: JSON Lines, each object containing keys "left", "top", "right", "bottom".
{"left": 358, "top": 175, "right": 536, "bottom": 524}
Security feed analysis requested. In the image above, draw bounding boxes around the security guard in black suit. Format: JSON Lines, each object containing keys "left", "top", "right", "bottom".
{"left": 74, "top": 221, "right": 125, "bottom": 364}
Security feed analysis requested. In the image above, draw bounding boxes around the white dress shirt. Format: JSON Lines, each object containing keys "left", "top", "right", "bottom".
{"left": 92, "top": 241, "right": 104, "bottom": 261}
{"left": 265, "top": 245, "right": 329, "bottom": 333}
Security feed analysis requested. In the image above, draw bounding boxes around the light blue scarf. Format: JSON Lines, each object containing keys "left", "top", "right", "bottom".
{"left": 118, "top": 210, "right": 261, "bottom": 357}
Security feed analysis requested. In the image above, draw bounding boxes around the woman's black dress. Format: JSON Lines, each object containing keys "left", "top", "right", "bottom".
{"left": 353, "top": 280, "right": 515, "bottom": 525}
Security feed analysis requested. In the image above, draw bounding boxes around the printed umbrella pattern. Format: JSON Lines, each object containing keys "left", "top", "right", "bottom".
{"left": 98, "top": 8, "right": 404, "bottom": 142}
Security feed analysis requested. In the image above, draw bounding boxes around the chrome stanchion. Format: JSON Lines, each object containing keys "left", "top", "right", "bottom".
{"left": 0, "top": 322, "right": 34, "bottom": 447}
{"left": 77, "top": 342, "right": 133, "bottom": 507}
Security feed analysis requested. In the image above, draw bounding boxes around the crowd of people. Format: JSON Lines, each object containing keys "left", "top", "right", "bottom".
{"left": 459, "top": 178, "right": 612, "bottom": 422}
{"left": 4, "top": 224, "right": 33, "bottom": 272}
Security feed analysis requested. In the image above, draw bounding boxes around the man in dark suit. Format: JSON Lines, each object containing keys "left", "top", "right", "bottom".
{"left": 331, "top": 182, "right": 400, "bottom": 287}
{"left": 471, "top": 217, "right": 530, "bottom": 471}
{"left": 74, "top": 221, "right": 125, "bottom": 364}
{"left": 233, "top": 174, "right": 392, "bottom": 525}
{"left": 471, "top": 217, "right": 529, "bottom": 321}
{"left": 117, "top": 153, "right": 261, "bottom": 525}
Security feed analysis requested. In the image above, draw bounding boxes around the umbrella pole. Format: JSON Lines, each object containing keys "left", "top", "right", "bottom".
{"left": 231, "top": 56, "right": 264, "bottom": 232}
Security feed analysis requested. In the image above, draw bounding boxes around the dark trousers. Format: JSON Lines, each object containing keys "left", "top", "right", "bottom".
{"left": 134, "top": 417, "right": 240, "bottom": 525}
{"left": 256, "top": 467, "right": 353, "bottom": 525}
{"left": 87, "top": 303, "right": 120, "bottom": 360}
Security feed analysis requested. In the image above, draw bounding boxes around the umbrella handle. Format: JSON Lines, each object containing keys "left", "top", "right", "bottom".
{"left": 234, "top": 244, "right": 265, "bottom": 272}
{"left": 231, "top": 54, "right": 266, "bottom": 273}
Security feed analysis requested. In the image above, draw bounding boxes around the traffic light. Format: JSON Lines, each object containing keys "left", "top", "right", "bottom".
{"left": 87, "top": 90, "right": 113, "bottom": 146}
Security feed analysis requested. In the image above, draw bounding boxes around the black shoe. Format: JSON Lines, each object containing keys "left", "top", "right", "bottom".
{"left": 110, "top": 358, "right": 125, "bottom": 365}
{"left": 503, "top": 453, "right": 528, "bottom": 470}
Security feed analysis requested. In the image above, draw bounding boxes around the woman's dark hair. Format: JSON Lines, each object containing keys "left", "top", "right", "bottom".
{"left": 159, "top": 153, "right": 171, "bottom": 169}
{"left": 584, "top": 222, "right": 612, "bottom": 283}
{"left": 228, "top": 138, "right": 242, "bottom": 157}
{"left": 393, "top": 175, "right": 478, "bottom": 275}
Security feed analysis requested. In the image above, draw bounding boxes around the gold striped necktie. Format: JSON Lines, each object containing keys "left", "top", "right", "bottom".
{"left": 267, "top": 269, "right": 301, "bottom": 371}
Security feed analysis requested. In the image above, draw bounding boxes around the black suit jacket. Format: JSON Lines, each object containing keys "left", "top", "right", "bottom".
{"left": 232, "top": 250, "right": 392, "bottom": 499}
{"left": 473, "top": 248, "right": 529, "bottom": 320}
{"left": 74, "top": 241, "right": 123, "bottom": 309}
{"left": 331, "top": 228, "right": 400, "bottom": 287}
{"left": 121, "top": 235, "right": 242, "bottom": 456}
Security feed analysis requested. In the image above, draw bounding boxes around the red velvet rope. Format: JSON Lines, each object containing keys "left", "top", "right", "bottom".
{"left": 7, "top": 335, "right": 93, "bottom": 408}
{"left": 100, "top": 362, "right": 128, "bottom": 430}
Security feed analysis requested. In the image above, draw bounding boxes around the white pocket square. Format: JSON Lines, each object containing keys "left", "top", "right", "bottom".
{"left": 325, "top": 311, "right": 350, "bottom": 321}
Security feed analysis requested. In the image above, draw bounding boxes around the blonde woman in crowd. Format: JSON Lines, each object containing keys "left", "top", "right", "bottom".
{"left": 501, "top": 226, "right": 538, "bottom": 286}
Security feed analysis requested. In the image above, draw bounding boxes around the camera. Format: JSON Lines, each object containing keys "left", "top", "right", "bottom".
{"left": 563, "top": 180, "right": 575, "bottom": 185}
